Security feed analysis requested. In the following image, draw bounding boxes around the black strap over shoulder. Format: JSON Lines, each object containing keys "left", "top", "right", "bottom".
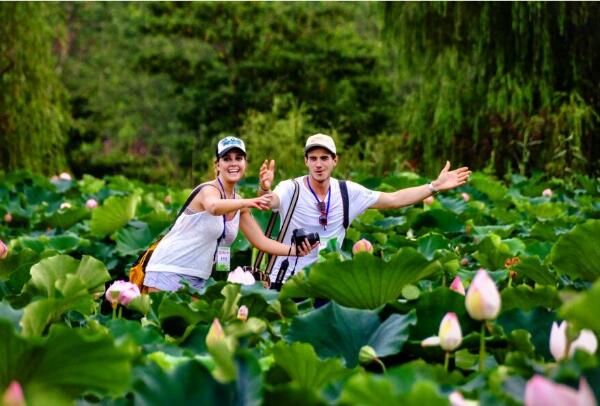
{"left": 339, "top": 180, "right": 349, "bottom": 230}
{"left": 252, "top": 180, "right": 300, "bottom": 275}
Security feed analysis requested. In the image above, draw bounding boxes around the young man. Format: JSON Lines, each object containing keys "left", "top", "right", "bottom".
{"left": 259, "top": 133, "right": 470, "bottom": 283}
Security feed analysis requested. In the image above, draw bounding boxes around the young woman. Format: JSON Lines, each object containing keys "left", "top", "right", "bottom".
{"left": 143, "top": 136, "right": 314, "bottom": 292}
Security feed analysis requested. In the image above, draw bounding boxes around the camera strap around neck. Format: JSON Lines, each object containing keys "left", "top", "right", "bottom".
{"left": 253, "top": 179, "right": 300, "bottom": 276}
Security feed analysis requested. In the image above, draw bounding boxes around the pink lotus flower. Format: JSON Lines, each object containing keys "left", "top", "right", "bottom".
{"left": 85, "top": 199, "right": 98, "bottom": 209}
{"left": 450, "top": 276, "right": 466, "bottom": 295}
{"left": 352, "top": 239, "right": 373, "bottom": 255}
{"left": 59, "top": 202, "right": 72, "bottom": 210}
{"left": 2, "top": 381, "right": 25, "bottom": 406}
{"left": 59, "top": 172, "right": 72, "bottom": 181}
{"left": 460, "top": 257, "right": 469, "bottom": 266}
{"left": 550, "top": 321, "right": 598, "bottom": 362}
{"left": 423, "top": 196, "right": 435, "bottom": 205}
{"left": 524, "top": 375, "right": 596, "bottom": 406}
{"left": 105, "top": 280, "right": 141, "bottom": 308}
{"left": 227, "top": 267, "right": 255, "bottom": 285}
{"left": 3, "top": 213, "right": 12, "bottom": 223}
{"left": 421, "top": 312, "right": 462, "bottom": 352}
{"left": 237, "top": 305, "right": 249, "bottom": 322}
{"left": 542, "top": 188, "right": 553, "bottom": 197}
{"left": 461, "top": 192, "right": 470, "bottom": 202}
{"left": 465, "top": 269, "right": 501, "bottom": 321}
{"left": 0, "top": 240, "right": 8, "bottom": 260}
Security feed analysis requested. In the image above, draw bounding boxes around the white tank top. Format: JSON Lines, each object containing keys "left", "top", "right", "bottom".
{"left": 146, "top": 208, "right": 240, "bottom": 279}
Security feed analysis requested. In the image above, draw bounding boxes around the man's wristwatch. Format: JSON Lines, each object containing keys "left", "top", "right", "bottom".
{"left": 427, "top": 182, "right": 439, "bottom": 195}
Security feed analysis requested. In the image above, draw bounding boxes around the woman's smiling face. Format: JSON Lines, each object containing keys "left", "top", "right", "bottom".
{"left": 217, "top": 149, "right": 247, "bottom": 183}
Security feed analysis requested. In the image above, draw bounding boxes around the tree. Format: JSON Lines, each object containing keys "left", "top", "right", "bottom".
{"left": 0, "top": 3, "right": 69, "bottom": 174}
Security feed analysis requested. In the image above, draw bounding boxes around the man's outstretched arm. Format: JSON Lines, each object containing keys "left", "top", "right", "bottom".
{"left": 370, "top": 161, "right": 470, "bottom": 209}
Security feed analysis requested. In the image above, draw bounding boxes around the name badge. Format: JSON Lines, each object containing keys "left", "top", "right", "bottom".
{"left": 216, "top": 246, "right": 231, "bottom": 272}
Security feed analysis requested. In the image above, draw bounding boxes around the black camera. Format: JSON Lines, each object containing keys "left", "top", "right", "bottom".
{"left": 291, "top": 228, "right": 320, "bottom": 251}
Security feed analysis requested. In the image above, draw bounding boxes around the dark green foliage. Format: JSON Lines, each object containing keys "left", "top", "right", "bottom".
{"left": 383, "top": 2, "right": 600, "bottom": 176}
{"left": 0, "top": 3, "right": 70, "bottom": 174}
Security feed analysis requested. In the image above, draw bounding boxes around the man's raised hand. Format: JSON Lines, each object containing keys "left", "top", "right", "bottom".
{"left": 433, "top": 161, "right": 471, "bottom": 191}
{"left": 259, "top": 159, "right": 275, "bottom": 192}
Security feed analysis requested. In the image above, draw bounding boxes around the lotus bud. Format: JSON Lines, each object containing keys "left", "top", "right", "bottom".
{"left": 524, "top": 375, "right": 596, "bottom": 406}
{"left": 227, "top": 267, "right": 255, "bottom": 285}
{"left": 60, "top": 202, "right": 72, "bottom": 210}
{"left": 542, "top": 188, "right": 553, "bottom": 197}
{"left": 206, "top": 318, "right": 225, "bottom": 349}
{"left": 423, "top": 196, "right": 435, "bottom": 205}
{"left": 237, "top": 305, "right": 248, "bottom": 322}
{"left": 352, "top": 239, "right": 373, "bottom": 255}
{"left": 0, "top": 240, "right": 8, "bottom": 260}
{"left": 59, "top": 172, "right": 72, "bottom": 181}
{"left": 550, "top": 321, "right": 598, "bottom": 362}
{"left": 460, "top": 257, "right": 469, "bottom": 267}
{"left": 50, "top": 175, "right": 60, "bottom": 182}
{"left": 461, "top": 192, "right": 470, "bottom": 202}
{"left": 465, "top": 269, "right": 501, "bottom": 321}
{"left": 450, "top": 276, "right": 466, "bottom": 295}
{"left": 164, "top": 195, "right": 173, "bottom": 204}
{"left": 3, "top": 213, "right": 12, "bottom": 223}
{"left": 2, "top": 381, "right": 25, "bottom": 406}
{"left": 105, "top": 280, "right": 141, "bottom": 308}
{"left": 85, "top": 199, "right": 98, "bottom": 209}
{"left": 439, "top": 312, "right": 462, "bottom": 351}
{"left": 358, "top": 345, "right": 378, "bottom": 364}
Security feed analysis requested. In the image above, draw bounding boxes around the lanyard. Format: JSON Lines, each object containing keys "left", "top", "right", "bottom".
{"left": 306, "top": 176, "right": 330, "bottom": 229}
{"left": 216, "top": 177, "right": 236, "bottom": 241}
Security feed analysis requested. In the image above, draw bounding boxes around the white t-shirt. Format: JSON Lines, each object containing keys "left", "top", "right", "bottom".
{"left": 146, "top": 208, "right": 240, "bottom": 280}
{"left": 270, "top": 176, "right": 380, "bottom": 282}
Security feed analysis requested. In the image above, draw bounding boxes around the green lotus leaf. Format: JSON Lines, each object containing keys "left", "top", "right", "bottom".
{"left": 412, "top": 209, "right": 464, "bottom": 234}
{"left": 115, "top": 223, "right": 155, "bottom": 256}
{"left": 501, "top": 284, "right": 561, "bottom": 312}
{"left": 286, "top": 301, "right": 416, "bottom": 367}
{"left": 469, "top": 173, "right": 507, "bottom": 201}
{"left": 90, "top": 194, "right": 141, "bottom": 237}
{"left": 281, "top": 248, "right": 441, "bottom": 309}
{"left": 550, "top": 219, "right": 600, "bottom": 281}
{"left": 416, "top": 233, "right": 451, "bottom": 260}
{"left": 44, "top": 206, "right": 90, "bottom": 230}
{"left": 130, "top": 354, "right": 260, "bottom": 406}
{"left": 46, "top": 234, "right": 84, "bottom": 253}
{"left": 392, "top": 287, "right": 480, "bottom": 339}
{"left": 497, "top": 307, "right": 556, "bottom": 360}
{"left": 470, "top": 224, "right": 514, "bottom": 238}
{"left": 0, "top": 320, "right": 133, "bottom": 398}
{"left": 513, "top": 256, "right": 557, "bottom": 285}
{"left": 339, "top": 372, "right": 449, "bottom": 406}
{"left": 559, "top": 279, "right": 600, "bottom": 335}
{"left": 472, "top": 233, "right": 513, "bottom": 270}
{"left": 272, "top": 341, "right": 351, "bottom": 390}
{"left": 27, "top": 255, "right": 110, "bottom": 297}
{"left": 0, "top": 248, "right": 41, "bottom": 295}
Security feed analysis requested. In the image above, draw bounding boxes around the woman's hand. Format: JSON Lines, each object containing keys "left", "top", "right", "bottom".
{"left": 243, "top": 194, "right": 272, "bottom": 210}
{"left": 432, "top": 161, "right": 471, "bottom": 191}
{"left": 259, "top": 160, "right": 275, "bottom": 192}
{"left": 293, "top": 239, "right": 320, "bottom": 257}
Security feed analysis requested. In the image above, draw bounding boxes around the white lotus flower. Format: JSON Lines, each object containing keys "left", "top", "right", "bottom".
{"left": 421, "top": 312, "right": 462, "bottom": 352}
{"left": 550, "top": 321, "right": 598, "bottom": 362}
{"left": 227, "top": 266, "right": 255, "bottom": 285}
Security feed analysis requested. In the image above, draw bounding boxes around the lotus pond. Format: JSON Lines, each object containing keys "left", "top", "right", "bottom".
{"left": 0, "top": 170, "right": 599, "bottom": 405}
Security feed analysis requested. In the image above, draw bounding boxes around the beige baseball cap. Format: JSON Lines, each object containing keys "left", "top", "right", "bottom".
{"left": 304, "top": 133, "right": 336, "bottom": 155}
